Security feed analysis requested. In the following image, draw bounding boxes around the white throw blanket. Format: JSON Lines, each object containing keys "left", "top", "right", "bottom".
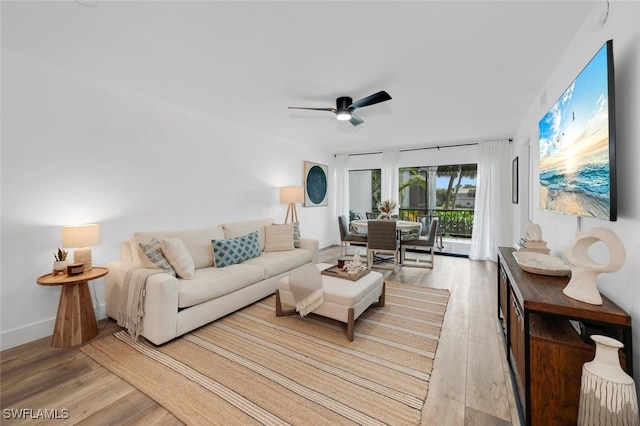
{"left": 117, "top": 267, "right": 163, "bottom": 339}
{"left": 288, "top": 263, "right": 324, "bottom": 317}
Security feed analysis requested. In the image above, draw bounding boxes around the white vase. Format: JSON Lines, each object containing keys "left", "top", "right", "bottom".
{"left": 53, "top": 260, "right": 68, "bottom": 275}
{"left": 577, "top": 335, "right": 639, "bottom": 426}
{"left": 377, "top": 213, "right": 391, "bottom": 220}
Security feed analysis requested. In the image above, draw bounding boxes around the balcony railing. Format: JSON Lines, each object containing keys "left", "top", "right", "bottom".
{"left": 398, "top": 208, "right": 474, "bottom": 239}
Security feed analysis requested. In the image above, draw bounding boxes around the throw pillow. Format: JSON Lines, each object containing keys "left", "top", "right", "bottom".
{"left": 265, "top": 223, "right": 295, "bottom": 252}
{"left": 139, "top": 238, "right": 176, "bottom": 277}
{"left": 212, "top": 231, "right": 261, "bottom": 268}
{"left": 293, "top": 222, "right": 301, "bottom": 248}
{"left": 161, "top": 238, "right": 195, "bottom": 279}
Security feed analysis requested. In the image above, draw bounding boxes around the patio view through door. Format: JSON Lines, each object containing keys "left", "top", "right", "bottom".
{"left": 349, "top": 164, "right": 477, "bottom": 257}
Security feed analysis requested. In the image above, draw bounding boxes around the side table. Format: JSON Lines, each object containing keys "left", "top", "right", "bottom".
{"left": 37, "top": 267, "right": 108, "bottom": 348}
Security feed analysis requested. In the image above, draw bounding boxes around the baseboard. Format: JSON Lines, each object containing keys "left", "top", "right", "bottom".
{"left": 94, "top": 302, "right": 107, "bottom": 320}
{"left": 0, "top": 303, "right": 108, "bottom": 351}
{"left": 0, "top": 318, "right": 56, "bottom": 351}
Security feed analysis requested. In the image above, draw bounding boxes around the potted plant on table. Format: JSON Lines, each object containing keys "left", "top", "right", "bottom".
{"left": 377, "top": 199, "right": 398, "bottom": 220}
{"left": 53, "top": 248, "right": 68, "bottom": 275}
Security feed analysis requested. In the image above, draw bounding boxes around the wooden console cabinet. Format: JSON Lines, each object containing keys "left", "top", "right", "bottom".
{"left": 497, "top": 247, "right": 632, "bottom": 425}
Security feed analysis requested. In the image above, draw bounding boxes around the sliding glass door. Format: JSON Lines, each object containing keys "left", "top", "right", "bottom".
{"left": 399, "top": 164, "right": 477, "bottom": 256}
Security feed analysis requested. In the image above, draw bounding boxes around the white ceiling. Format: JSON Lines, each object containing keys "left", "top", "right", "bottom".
{"left": 2, "top": 1, "right": 598, "bottom": 154}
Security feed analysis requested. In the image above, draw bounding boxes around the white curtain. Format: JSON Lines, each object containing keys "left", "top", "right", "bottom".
{"left": 334, "top": 154, "right": 350, "bottom": 244}
{"left": 381, "top": 150, "right": 399, "bottom": 213}
{"left": 469, "top": 139, "right": 512, "bottom": 261}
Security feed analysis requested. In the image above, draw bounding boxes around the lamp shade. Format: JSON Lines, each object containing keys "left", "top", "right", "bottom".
{"left": 280, "top": 186, "right": 304, "bottom": 204}
{"left": 62, "top": 224, "right": 100, "bottom": 248}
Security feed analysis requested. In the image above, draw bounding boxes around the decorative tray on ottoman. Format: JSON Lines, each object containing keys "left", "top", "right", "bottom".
{"left": 321, "top": 265, "right": 370, "bottom": 281}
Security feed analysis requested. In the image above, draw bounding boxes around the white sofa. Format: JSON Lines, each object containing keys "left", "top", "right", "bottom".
{"left": 105, "top": 218, "right": 319, "bottom": 345}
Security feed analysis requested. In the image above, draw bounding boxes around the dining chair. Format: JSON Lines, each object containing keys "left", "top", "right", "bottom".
{"left": 365, "top": 212, "right": 377, "bottom": 219}
{"left": 417, "top": 214, "right": 443, "bottom": 249}
{"left": 401, "top": 217, "right": 439, "bottom": 268}
{"left": 338, "top": 215, "right": 367, "bottom": 257}
{"left": 366, "top": 220, "right": 399, "bottom": 273}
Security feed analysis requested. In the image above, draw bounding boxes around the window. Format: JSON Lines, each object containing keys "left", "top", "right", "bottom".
{"left": 399, "top": 164, "right": 477, "bottom": 238}
{"left": 348, "top": 169, "right": 381, "bottom": 220}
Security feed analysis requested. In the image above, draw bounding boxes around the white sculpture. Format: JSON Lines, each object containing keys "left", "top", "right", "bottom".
{"left": 344, "top": 251, "right": 365, "bottom": 275}
{"left": 563, "top": 227, "right": 625, "bottom": 305}
{"left": 525, "top": 221, "right": 543, "bottom": 241}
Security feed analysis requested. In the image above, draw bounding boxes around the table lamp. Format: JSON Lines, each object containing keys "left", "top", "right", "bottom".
{"left": 62, "top": 224, "right": 100, "bottom": 271}
{"left": 280, "top": 186, "right": 303, "bottom": 224}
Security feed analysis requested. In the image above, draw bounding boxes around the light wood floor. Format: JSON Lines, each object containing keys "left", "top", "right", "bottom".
{"left": 0, "top": 246, "right": 521, "bottom": 425}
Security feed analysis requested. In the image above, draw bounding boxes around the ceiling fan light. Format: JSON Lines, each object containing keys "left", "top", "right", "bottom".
{"left": 336, "top": 110, "right": 351, "bottom": 121}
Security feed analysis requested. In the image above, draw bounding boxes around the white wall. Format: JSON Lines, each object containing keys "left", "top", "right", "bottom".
{"left": 0, "top": 50, "right": 335, "bottom": 350}
{"left": 512, "top": 2, "right": 640, "bottom": 384}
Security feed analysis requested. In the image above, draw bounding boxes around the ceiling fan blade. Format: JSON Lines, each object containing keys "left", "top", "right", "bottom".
{"left": 288, "top": 106, "right": 335, "bottom": 112}
{"left": 349, "top": 113, "right": 364, "bottom": 126}
{"left": 348, "top": 91, "right": 392, "bottom": 109}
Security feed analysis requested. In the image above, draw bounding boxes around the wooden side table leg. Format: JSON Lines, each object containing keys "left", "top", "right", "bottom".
{"left": 51, "top": 280, "right": 98, "bottom": 348}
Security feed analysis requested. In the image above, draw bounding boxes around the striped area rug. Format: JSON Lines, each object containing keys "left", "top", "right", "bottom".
{"left": 81, "top": 281, "right": 449, "bottom": 425}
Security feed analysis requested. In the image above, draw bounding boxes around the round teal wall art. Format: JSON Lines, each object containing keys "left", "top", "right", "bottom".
{"left": 303, "top": 161, "right": 328, "bottom": 206}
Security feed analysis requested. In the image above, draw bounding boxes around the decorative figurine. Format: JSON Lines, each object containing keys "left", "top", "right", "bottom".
{"left": 525, "top": 221, "right": 543, "bottom": 241}
{"left": 563, "top": 227, "right": 625, "bottom": 305}
{"left": 343, "top": 251, "right": 365, "bottom": 275}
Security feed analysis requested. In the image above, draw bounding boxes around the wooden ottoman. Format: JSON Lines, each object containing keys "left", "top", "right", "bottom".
{"left": 275, "top": 263, "right": 385, "bottom": 341}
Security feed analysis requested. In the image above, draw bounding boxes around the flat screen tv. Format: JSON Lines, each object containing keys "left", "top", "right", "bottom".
{"left": 538, "top": 39, "right": 616, "bottom": 221}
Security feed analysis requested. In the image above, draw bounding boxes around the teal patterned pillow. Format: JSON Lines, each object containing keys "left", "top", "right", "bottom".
{"left": 212, "top": 231, "right": 261, "bottom": 268}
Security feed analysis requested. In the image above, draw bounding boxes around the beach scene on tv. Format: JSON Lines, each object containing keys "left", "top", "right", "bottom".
{"left": 538, "top": 44, "right": 611, "bottom": 221}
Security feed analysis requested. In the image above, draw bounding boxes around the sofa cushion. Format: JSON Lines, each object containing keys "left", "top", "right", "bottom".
{"left": 130, "top": 226, "right": 225, "bottom": 269}
{"left": 177, "top": 264, "right": 265, "bottom": 308}
{"left": 212, "top": 231, "right": 261, "bottom": 268}
{"left": 139, "top": 238, "right": 176, "bottom": 276}
{"left": 264, "top": 223, "right": 295, "bottom": 252}
{"left": 243, "top": 249, "right": 312, "bottom": 279}
{"left": 161, "top": 238, "right": 195, "bottom": 279}
{"left": 221, "top": 218, "right": 273, "bottom": 251}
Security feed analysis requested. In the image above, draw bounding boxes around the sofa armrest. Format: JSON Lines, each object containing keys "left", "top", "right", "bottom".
{"left": 105, "top": 260, "right": 179, "bottom": 345}
{"left": 140, "top": 273, "right": 180, "bottom": 345}
{"left": 299, "top": 237, "right": 319, "bottom": 264}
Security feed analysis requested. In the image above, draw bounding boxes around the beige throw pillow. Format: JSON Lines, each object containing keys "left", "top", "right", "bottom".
{"left": 264, "top": 223, "right": 295, "bottom": 252}
{"left": 161, "top": 238, "right": 195, "bottom": 279}
{"left": 139, "top": 238, "right": 176, "bottom": 277}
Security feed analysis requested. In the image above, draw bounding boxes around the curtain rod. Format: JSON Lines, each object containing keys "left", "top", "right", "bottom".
{"left": 342, "top": 139, "right": 512, "bottom": 157}
{"left": 399, "top": 142, "right": 478, "bottom": 153}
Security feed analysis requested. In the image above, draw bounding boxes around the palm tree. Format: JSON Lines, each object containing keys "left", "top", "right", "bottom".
{"left": 452, "top": 165, "right": 477, "bottom": 208}
{"left": 436, "top": 165, "right": 462, "bottom": 209}
{"left": 436, "top": 165, "right": 477, "bottom": 209}
{"left": 398, "top": 168, "right": 426, "bottom": 204}
{"left": 371, "top": 170, "right": 381, "bottom": 212}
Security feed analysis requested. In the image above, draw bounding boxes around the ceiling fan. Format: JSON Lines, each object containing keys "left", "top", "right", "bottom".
{"left": 288, "top": 90, "right": 392, "bottom": 126}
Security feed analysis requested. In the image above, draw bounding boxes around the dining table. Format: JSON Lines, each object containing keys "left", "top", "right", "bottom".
{"left": 350, "top": 219, "right": 422, "bottom": 238}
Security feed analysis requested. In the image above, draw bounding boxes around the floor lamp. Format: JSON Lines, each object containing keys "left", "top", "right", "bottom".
{"left": 280, "top": 186, "right": 303, "bottom": 224}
